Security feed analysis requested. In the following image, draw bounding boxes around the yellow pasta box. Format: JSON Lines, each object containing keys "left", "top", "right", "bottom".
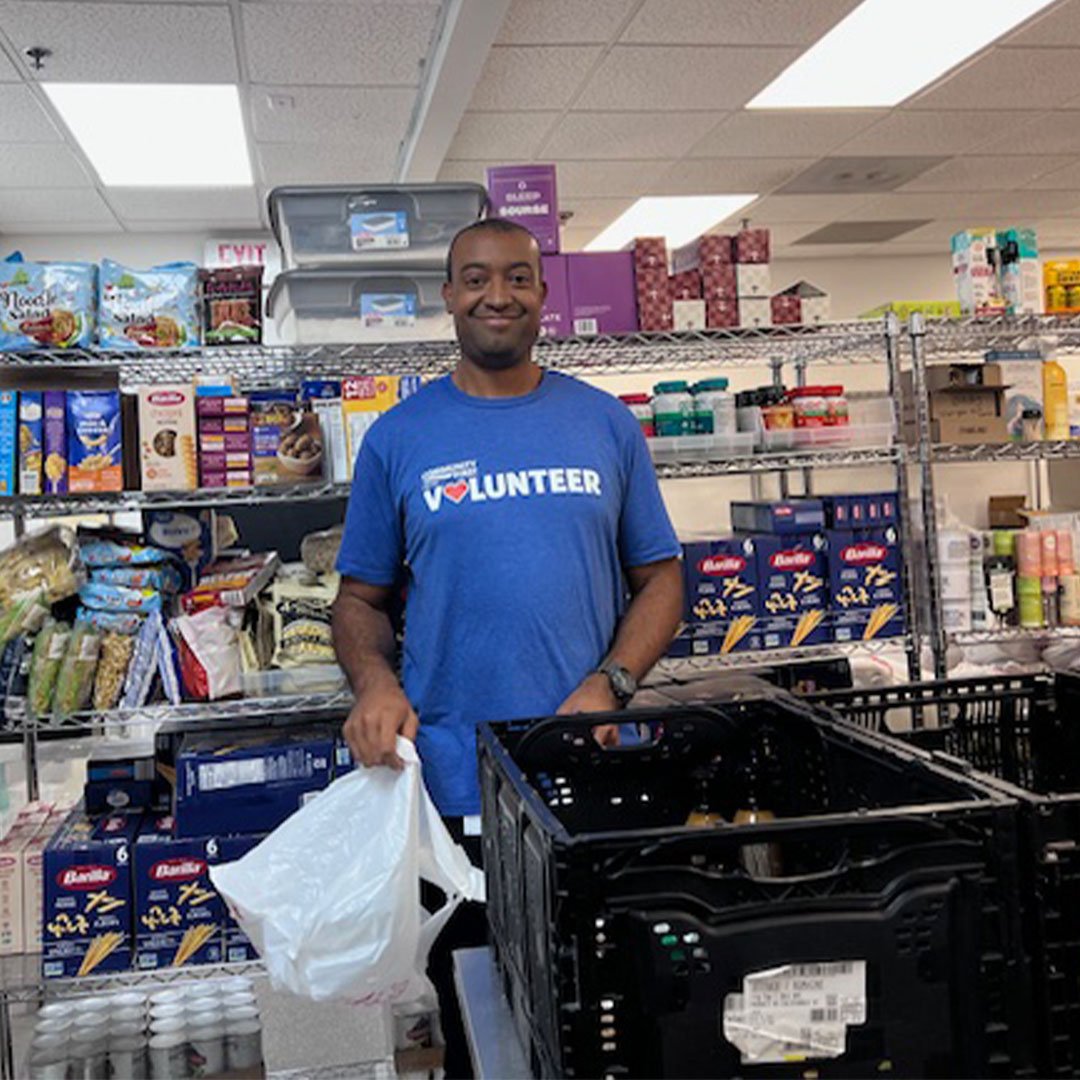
{"left": 42, "top": 809, "right": 140, "bottom": 978}
{"left": 754, "top": 534, "right": 829, "bottom": 649}
{"left": 133, "top": 815, "right": 223, "bottom": 969}
{"left": 680, "top": 539, "right": 761, "bottom": 653}
{"left": 828, "top": 527, "right": 906, "bottom": 643}
{"left": 342, "top": 375, "right": 422, "bottom": 477}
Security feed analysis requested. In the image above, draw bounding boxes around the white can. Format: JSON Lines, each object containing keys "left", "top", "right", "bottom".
{"left": 225, "top": 1019, "right": 262, "bottom": 1071}
{"left": 28, "top": 1034, "right": 69, "bottom": 1080}
{"left": 36, "top": 1002, "right": 75, "bottom": 1022}
{"left": 148, "top": 989, "right": 185, "bottom": 1010}
{"left": 217, "top": 976, "right": 253, "bottom": 996}
{"left": 148, "top": 1031, "right": 188, "bottom": 1080}
{"left": 111, "top": 991, "right": 148, "bottom": 1011}
{"left": 34, "top": 1016, "right": 73, "bottom": 1039}
{"left": 188, "top": 1018, "right": 225, "bottom": 1076}
{"left": 185, "top": 997, "right": 222, "bottom": 1020}
{"left": 149, "top": 1016, "right": 186, "bottom": 1039}
{"left": 149, "top": 1002, "right": 186, "bottom": 1023}
{"left": 110, "top": 1006, "right": 146, "bottom": 1028}
{"left": 69, "top": 1033, "right": 107, "bottom": 1080}
{"left": 107, "top": 1035, "right": 148, "bottom": 1080}
{"left": 224, "top": 1004, "right": 259, "bottom": 1025}
{"left": 181, "top": 982, "right": 222, "bottom": 1003}
{"left": 73, "top": 1013, "right": 108, "bottom": 1039}
{"left": 72, "top": 996, "right": 109, "bottom": 1016}
{"left": 220, "top": 991, "right": 255, "bottom": 1010}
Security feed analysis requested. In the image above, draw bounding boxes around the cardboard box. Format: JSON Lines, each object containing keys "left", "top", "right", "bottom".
{"left": 67, "top": 390, "right": 122, "bottom": 494}
{"left": 632, "top": 237, "right": 668, "bottom": 275}
{"left": 706, "top": 298, "right": 739, "bottom": 329}
{"left": 0, "top": 390, "right": 15, "bottom": 498}
{"left": 754, "top": 534, "right": 830, "bottom": 648}
{"left": 42, "top": 809, "right": 140, "bottom": 978}
{"left": 197, "top": 395, "right": 251, "bottom": 488}
{"left": 737, "top": 296, "right": 772, "bottom": 328}
{"left": 680, "top": 539, "right": 761, "bottom": 652}
{"left": 486, "top": 164, "right": 559, "bottom": 254}
{"left": 143, "top": 509, "right": 218, "bottom": 590}
{"left": 0, "top": 815, "right": 42, "bottom": 955}
{"left": 342, "top": 374, "right": 422, "bottom": 475}
{"left": 42, "top": 390, "right": 66, "bottom": 495}
{"left": 700, "top": 264, "right": 737, "bottom": 302}
{"left": 566, "top": 252, "right": 639, "bottom": 335}
{"left": 828, "top": 527, "right": 906, "bottom": 643}
{"left": 673, "top": 299, "right": 706, "bottom": 331}
{"left": 23, "top": 814, "right": 59, "bottom": 955}
{"left": 736, "top": 264, "right": 772, "bottom": 297}
{"left": 137, "top": 383, "right": 197, "bottom": 492}
{"left": 635, "top": 268, "right": 674, "bottom": 332}
{"left": 732, "top": 499, "right": 825, "bottom": 535}
{"left": 771, "top": 294, "right": 802, "bottom": 325}
{"left": 134, "top": 815, "right": 224, "bottom": 969}
{"left": 17, "top": 391, "right": 43, "bottom": 496}
{"left": 823, "top": 493, "right": 899, "bottom": 529}
{"left": 540, "top": 254, "right": 570, "bottom": 338}
{"left": 251, "top": 391, "right": 323, "bottom": 486}
{"left": 925, "top": 414, "right": 1008, "bottom": 444}
{"left": 998, "top": 227, "right": 1041, "bottom": 316}
{"left": 669, "top": 269, "right": 702, "bottom": 300}
{"left": 671, "top": 234, "right": 733, "bottom": 274}
{"left": 985, "top": 350, "right": 1043, "bottom": 440}
{"left": 734, "top": 228, "right": 770, "bottom": 264}
{"left": 951, "top": 229, "right": 1006, "bottom": 315}
{"left": 772, "top": 281, "right": 831, "bottom": 325}
{"left": 174, "top": 731, "right": 334, "bottom": 839}
{"left": 923, "top": 362, "right": 1004, "bottom": 392}
{"left": 988, "top": 495, "right": 1027, "bottom": 529}
{"left": 85, "top": 751, "right": 156, "bottom": 815}
{"left": 217, "top": 834, "right": 263, "bottom": 963}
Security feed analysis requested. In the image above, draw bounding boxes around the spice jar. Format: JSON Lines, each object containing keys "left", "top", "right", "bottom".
{"left": 759, "top": 387, "right": 794, "bottom": 430}
{"left": 823, "top": 385, "right": 849, "bottom": 426}
{"left": 787, "top": 386, "right": 828, "bottom": 428}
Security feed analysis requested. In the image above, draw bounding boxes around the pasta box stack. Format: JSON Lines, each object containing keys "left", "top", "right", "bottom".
{"left": 670, "top": 493, "right": 906, "bottom": 657}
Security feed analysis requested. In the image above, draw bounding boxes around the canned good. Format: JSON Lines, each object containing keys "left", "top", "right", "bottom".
{"left": 28, "top": 1034, "right": 69, "bottom": 1080}
{"left": 186, "top": 997, "right": 223, "bottom": 1020}
{"left": 182, "top": 981, "right": 223, "bottom": 1003}
{"left": 106, "top": 1035, "right": 147, "bottom": 1080}
{"left": 224, "top": 1004, "right": 259, "bottom": 1025}
{"left": 110, "top": 1006, "right": 145, "bottom": 1028}
{"left": 651, "top": 381, "right": 694, "bottom": 437}
{"left": 217, "top": 977, "right": 253, "bottom": 995}
{"left": 149, "top": 1003, "right": 185, "bottom": 1023}
{"left": 148, "top": 1032, "right": 188, "bottom": 1080}
{"left": 72, "top": 997, "right": 109, "bottom": 1016}
{"left": 1017, "top": 575, "right": 1044, "bottom": 627}
{"left": 221, "top": 991, "right": 256, "bottom": 1010}
{"left": 34, "top": 1017, "right": 73, "bottom": 1039}
{"left": 188, "top": 1018, "right": 226, "bottom": 1076}
{"left": 691, "top": 378, "right": 736, "bottom": 436}
{"left": 1066, "top": 284, "right": 1080, "bottom": 310}
{"left": 148, "top": 989, "right": 185, "bottom": 1010}
{"left": 111, "top": 991, "right": 148, "bottom": 1011}
{"left": 225, "top": 1020, "right": 262, "bottom": 1071}
{"left": 1048, "top": 284, "right": 1068, "bottom": 310}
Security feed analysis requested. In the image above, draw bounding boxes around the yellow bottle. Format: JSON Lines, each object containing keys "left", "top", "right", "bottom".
{"left": 1043, "top": 358, "right": 1069, "bottom": 441}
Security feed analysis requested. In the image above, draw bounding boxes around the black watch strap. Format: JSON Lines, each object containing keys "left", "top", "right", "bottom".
{"left": 597, "top": 661, "right": 637, "bottom": 706}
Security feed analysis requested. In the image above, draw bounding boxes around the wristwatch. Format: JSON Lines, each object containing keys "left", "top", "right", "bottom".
{"left": 597, "top": 661, "right": 637, "bottom": 707}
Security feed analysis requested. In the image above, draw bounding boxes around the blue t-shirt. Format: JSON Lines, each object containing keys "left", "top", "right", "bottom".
{"left": 336, "top": 371, "right": 680, "bottom": 815}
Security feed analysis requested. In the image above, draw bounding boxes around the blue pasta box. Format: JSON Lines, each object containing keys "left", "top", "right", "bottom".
{"left": 217, "top": 834, "right": 264, "bottom": 963}
{"left": 17, "top": 391, "right": 42, "bottom": 495}
{"left": 681, "top": 538, "right": 761, "bottom": 653}
{"left": 731, "top": 499, "right": 825, "bottom": 535}
{"left": 754, "top": 533, "right": 830, "bottom": 648}
{"left": 66, "top": 390, "right": 122, "bottom": 493}
{"left": 133, "top": 815, "right": 224, "bottom": 969}
{"left": 828, "top": 527, "right": 906, "bottom": 643}
{"left": 0, "top": 390, "right": 16, "bottom": 497}
{"left": 42, "top": 809, "right": 141, "bottom": 978}
{"left": 333, "top": 737, "right": 355, "bottom": 778}
{"left": 174, "top": 730, "right": 334, "bottom": 839}
{"left": 300, "top": 379, "right": 342, "bottom": 401}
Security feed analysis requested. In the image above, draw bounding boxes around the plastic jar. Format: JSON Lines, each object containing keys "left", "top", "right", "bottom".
{"left": 787, "top": 386, "right": 828, "bottom": 428}
{"left": 760, "top": 387, "right": 794, "bottom": 430}
{"left": 692, "top": 378, "right": 736, "bottom": 436}
{"left": 651, "top": 381, "right": 694, "bottom": 437}
{"left": 617, "top": 393, "right": 654, "bottom": 438}
{"left": 823, "top": 385, "right": 849, "bottom": 426}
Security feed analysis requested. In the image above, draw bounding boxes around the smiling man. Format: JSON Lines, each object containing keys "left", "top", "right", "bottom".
{"left": 331, "top": 217, "right": 683, "bottom": 1075}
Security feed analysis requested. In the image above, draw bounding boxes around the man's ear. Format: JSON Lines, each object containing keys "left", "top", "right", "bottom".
{"left": 442, "top": 279, "right": 453, "bottom": 313}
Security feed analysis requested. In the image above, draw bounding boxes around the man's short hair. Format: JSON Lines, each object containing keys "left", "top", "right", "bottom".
{"left": 445, "top": 218, "right": 543, "bottom": 282}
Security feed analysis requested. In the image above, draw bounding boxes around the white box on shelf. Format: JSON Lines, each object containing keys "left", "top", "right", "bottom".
{"left": 736, "top": 264, "right": 771, "bottom": 297}
{"left": 738, "top": 297, "right": 773, "bottom": 328}
{"left": 673, "top": 299, "right": 706, "bottom": 331}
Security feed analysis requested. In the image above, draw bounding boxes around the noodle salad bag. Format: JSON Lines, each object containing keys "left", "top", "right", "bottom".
{"left": 0, "top": 253, "right": 95, "bottom": 351}
{"left": 98, "top": 260, "right": 199, "bottom": 350}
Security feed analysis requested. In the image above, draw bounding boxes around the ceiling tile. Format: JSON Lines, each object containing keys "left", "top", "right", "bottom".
{"left": 242, "top": 2, "right": 439, "bottom": 85}
{"left": 542, "top": 111, "right": 725, "bottom": 160}
{"left": 884, "top": 220, "right": 989, "bottom": 246}
{"left": 622, "top": 0, "right": 861, "bottom": 45}
{"left": 251, "top": 86, "right": 415, "bottom": 147}
{"left": 0, "top": 145, "right": 91, "bottom": 188}
{"left": 559, "top": 196, "right": 635, "bottom": 227}
{"left": 1003, "top": 0, "right": 1080, "bottom": 46}
{"left": 559, "top": 224, "right": 602, "bottom": 251}
{"left": 0, "top": 188, "right": 117, "bottom": 227}
{"left": 1026, "top": 158, "right": 1080, "bottom": 189}
{"left": 775, "top": 242, "right": 903, "bottom": 260}
{"left": 901, "top": 154, "right": 1076, "bottom": 192}
{"left": 972, "top": 112, "right": 1080, "bottom": 157}
{"left": 651, "top": 157, "right": 814, "bottom": 196}
{"left": 980, "top": 190, "right": 1080, "bottom": 216}
{"left": 468, "top": 46, "right": 604, "bottom": 111}
{"left": 765, "top": 222, "right": 832, "bottom": 247}
{"left": 737, "top": 193, "right": 874, "bottom": 223}
{"left": 257, "top": 141, "right": 400, "bottom": 186}
{"left": 0, "top": 2, "right": 238, "bottom": 82}
{"left": 437, "top": 159, "right": 511, "bottom": 184}
{"left": 556, "top": 158, "right": 674, "bottom": 196}
{"left": 573, "top": 45, "right": 798, "bottom": 111}
{"left": 909, "top": 47, "right": 1080, "bottom": 111}
{"left": 448, "top": 110, "right": 560, "bottom": 160}
{"left": 497, "top": 0, "right": 635, "bottom": 44}
{"left": 830, "top": 110, "right": 1041, "bottom": 156}
{"left": 107, "top": 187, "right": 260, "bottom": 225}
{"left": 1032, "top": 217, "right": 1080, "bottom": 240}
{"left": 0, "top": 85, "right": 63, "bottom": 142}
{"left": 0, "top": 45, "right": 21, "bottom": 82}
{"left": 688, "top": 110, "right": 885, "bottom": 159}
{"left": 841, "top": 191, "right": 1005, "bottom": 220}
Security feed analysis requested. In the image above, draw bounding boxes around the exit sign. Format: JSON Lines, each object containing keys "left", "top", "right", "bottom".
{"left": 204, "top": 238, "right": 281, "bottom": 281}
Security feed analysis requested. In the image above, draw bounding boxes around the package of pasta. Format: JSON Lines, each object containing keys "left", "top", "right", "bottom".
{"left": 77, "top": 608, "right": 143, "bottom": 636}
{"left": 173, "top": 606, "right": 242, "bottom": 701}
{"left": 0, "top": 254, "right": 96, "bottom": 351}
{"left": 79, "top": 581, "right": 163, "bottom": 615}
{"left": 0, "top": 589, "right": 50, "bottom": 645}
{"left": 90, "top": 564, "right": 181, "bottom": 592}
{"left": 80, "top": 538, "right": 173, "bottom": 568}
{"left": 271, "top": 576, "right": 336, "bottom": 668}
{"left": 93, "top": 632, "right": 135, "bottom": 712}
{"left": 121, "top": 611, "right": 161, "bottom": 710}
{"left": 52, "top": 621, "right": 101, "bottom": 718}
{"left": 27, "top": 619, "right": 70, "bottom": 718}
{"left": 0, "top": 526, "right": 83, "bottom": 606}
{"left": 97, "top": 260, "right": 199, "bottom": 350}
{"left": 157, "top": 617, "right": 182, "bottom": 706}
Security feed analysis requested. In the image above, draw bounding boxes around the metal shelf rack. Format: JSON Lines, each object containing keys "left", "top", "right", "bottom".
{"left": 932, "top": 440, "right": 1080, "bottom": 463}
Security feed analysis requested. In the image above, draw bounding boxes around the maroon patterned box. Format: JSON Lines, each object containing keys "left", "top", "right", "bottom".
{"left": 706, "top": 298, "right": 740, "bottom": 329}
{"left": 771, "top": 294, "right": 802, "bottom": 325}
{"left": 734, "top": 228, "right": 770, "bottom": 264}
{"left": 669, "top": 270, "right": 702, "bottom": 300}
{"left": 633, "top": 236, "right": 668, "bottom": 274}
{"left": 701, "top": 264, "right": 737, "bottom": 301}
{"left": 635, "top": 266, "right": 673, "bottom": 332}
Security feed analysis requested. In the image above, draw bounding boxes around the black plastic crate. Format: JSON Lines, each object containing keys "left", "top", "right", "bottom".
{"left": 807, "top": 673, "right": 1080, "bottom": 1078}
{"left": 478, "top": 693, "right": 1031, "bottom": 1079}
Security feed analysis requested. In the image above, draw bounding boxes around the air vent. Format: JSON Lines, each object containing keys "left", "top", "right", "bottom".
{"left": 777, "top": 156, "right": 950, "bottom": 195}
{"left": 794, "top": 220, "right": 931, "bottom": 245}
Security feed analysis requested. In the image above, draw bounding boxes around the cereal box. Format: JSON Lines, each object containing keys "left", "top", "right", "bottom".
{"left": 42, "top": 809, "right": 140, "bottom": 978}
{"left": 342, "top": 375, "right": 422, "bottom": 476}
{"left": 250, "top": 391, "right": 323, "bottom": 486}
{"left": 42, "top": 390, "right": 66, "bottom": 495}
{"left": 0, "top": 814, "right": 42, "bottom": 955}
{"left": 197, "top": 395, "right": 251, "bottom": 488}
{"left": 754, "top": 534, "right": 830, "bottom": 648}
{"left": 18, "top": 391, "right": 43, "bottom": 495}
{"left": 681, "top": 538, "right": 761, "bottom": 653}
{"left": 0, "top": 390, "right": 16, "bottom": 497}
{"left": 828, "top": 527, "right": 906, "bottom": 643}
{"left": 134, "top": 815, "right": 224, "bottom": 969}
{"left": 137, "top": 384, "right": 197, "bottom": 492}
{"left": 23, "top": 814, "right": 59, "bottom": 954}
{"left": 67, "top": 391, "right": 122, "bottom": 493}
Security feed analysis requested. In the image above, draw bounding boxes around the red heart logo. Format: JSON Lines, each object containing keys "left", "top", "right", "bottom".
{"left": 444, "top": 481, "right": 468, "bottom": 504}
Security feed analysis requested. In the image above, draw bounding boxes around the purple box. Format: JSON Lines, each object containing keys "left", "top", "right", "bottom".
{"left": 486, "top": 164, "right": 560, "bottom": 254}
{"left": 566, "top": 252, "right": 638, "bottom": 336}
{"left": 540, "top": 254, "right": 570, "bottom": 338}
{"left": 42, "top": 391, "right": 67, "bottom": 495}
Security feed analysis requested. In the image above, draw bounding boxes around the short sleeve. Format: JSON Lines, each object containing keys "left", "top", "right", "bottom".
{"left": 335, "top": 436, "right": 404, "bottom": 586}
{"left": 617, "top": 420, "right": 680, "bottom": 568}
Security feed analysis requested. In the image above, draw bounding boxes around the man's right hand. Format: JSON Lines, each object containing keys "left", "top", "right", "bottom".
{"left": 343, "top": 675, "right": 419, "bottom": 770}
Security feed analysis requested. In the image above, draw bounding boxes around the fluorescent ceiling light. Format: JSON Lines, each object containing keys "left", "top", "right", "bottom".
{"left": 585, "top": 195, "right": 758, "bottom": 252}
{"left": 748, "top": 0, "right": 1055, "bottom": 109}
{"left": 43, "top": 83, "right": 253, "bottom": 187}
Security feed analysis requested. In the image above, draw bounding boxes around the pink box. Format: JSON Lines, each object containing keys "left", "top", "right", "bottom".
{"left": 566, "top": 252, "right": 639, "bottom": 335}
{"left": 633, "top": 237, "right": 668, "bottom": 274}
{"left": 701, "top": 265, "right": 737, "bottom": 302}
{"left": 671, "top": 234, "right": 734, "bottom": 274}
{"left": 771, "top": 295, "right": 802, "bottom": 325}
{"left": 706, "top": 299, "right": 740, "bottom": 329}
{"left": 735, "top": 228, "right": 770, "bottom": 264}
{"left": 540, "top": 254, "right": 571, "bottom": 338}
{"left": 635, "top": 266, "right": 673, "bottom": 332}
{"left": 670, "top": 270, "right": 702, "bottom": 300}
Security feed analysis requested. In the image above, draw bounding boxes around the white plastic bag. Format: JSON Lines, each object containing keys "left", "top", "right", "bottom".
{"left": 209, "top": 737, "right": 485, "bottom": 1005}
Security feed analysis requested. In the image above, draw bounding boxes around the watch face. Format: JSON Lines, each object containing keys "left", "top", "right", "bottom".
{"left": 606, "top": 664, "right": 636, "bottom": 701}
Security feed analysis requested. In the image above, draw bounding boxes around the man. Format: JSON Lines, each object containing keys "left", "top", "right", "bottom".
{"left": 332, "top": 217, "right": 683, "bottom": 1075}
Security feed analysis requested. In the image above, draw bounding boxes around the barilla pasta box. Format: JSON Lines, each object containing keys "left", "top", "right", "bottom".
{"left": 342, "top": 375, "right": 422, "bottom": 477}
{"left": 42, "top": 390, "right": 67, "bottom": 495}
{"left": 173, "top": 730, "right": 334, "bottom": 839}
{"left": 133, "top": 814, "right": 223, "bottom": 969}
{"left": 42, "top": 809, "right": 140, "bottom": 978}
{"left": 731, "top": 499, "right": 825, "bottom": 535}
{"left": 754, "top": 534, "right": 830, "bottom": 649}
{"left": 828, "top": 527, "right": 906, "bottom": 643}
{"left": 333, "top": 737, "right": 356, "bottom": 778}
{"left": 18, "top": 391, "right": 43, "bottom": 496}
{"left": 0, "top": 390, "right": 15, "bottom": 497}
{"left": 681, "top": 538, "right": 761, "bottom": 653}
{"left": 217, "top": 834, "right": 264, "bottom": 963}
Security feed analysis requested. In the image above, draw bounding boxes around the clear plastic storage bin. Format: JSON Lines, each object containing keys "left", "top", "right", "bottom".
{"left": 647, "top": 431, "right": 756, "bottom": 464}
{"left": 268, "top": 184, "right": 488, "bottom": 269}
{"left": 267, "top": 268, "right": 455, "bottom": 344}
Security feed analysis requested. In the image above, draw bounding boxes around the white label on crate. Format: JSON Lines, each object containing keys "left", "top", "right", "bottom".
{"left": 350, "top": 211, "right": 409, "bottom": 250}
{"left": 722, "top": 960, "right": 866, "bottom": 1064}
{"left": 573, "top": 318, "right": 598, "bottom": 335}
{"left": 198, "top": 759, "right": 266, "bottom": 792}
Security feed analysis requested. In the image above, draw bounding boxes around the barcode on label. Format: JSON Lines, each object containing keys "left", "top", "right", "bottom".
{"left": 573, "top": 318, "right": 599, "bottom": 335}
{"left": 792, "top": 962, "right": 854, "bottom": 977}
{"left": 198, "top": 759, "right": 266, "bottom": 791}
{"left": 810, "top": 1008, "right": 840, "bottom": 1022}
